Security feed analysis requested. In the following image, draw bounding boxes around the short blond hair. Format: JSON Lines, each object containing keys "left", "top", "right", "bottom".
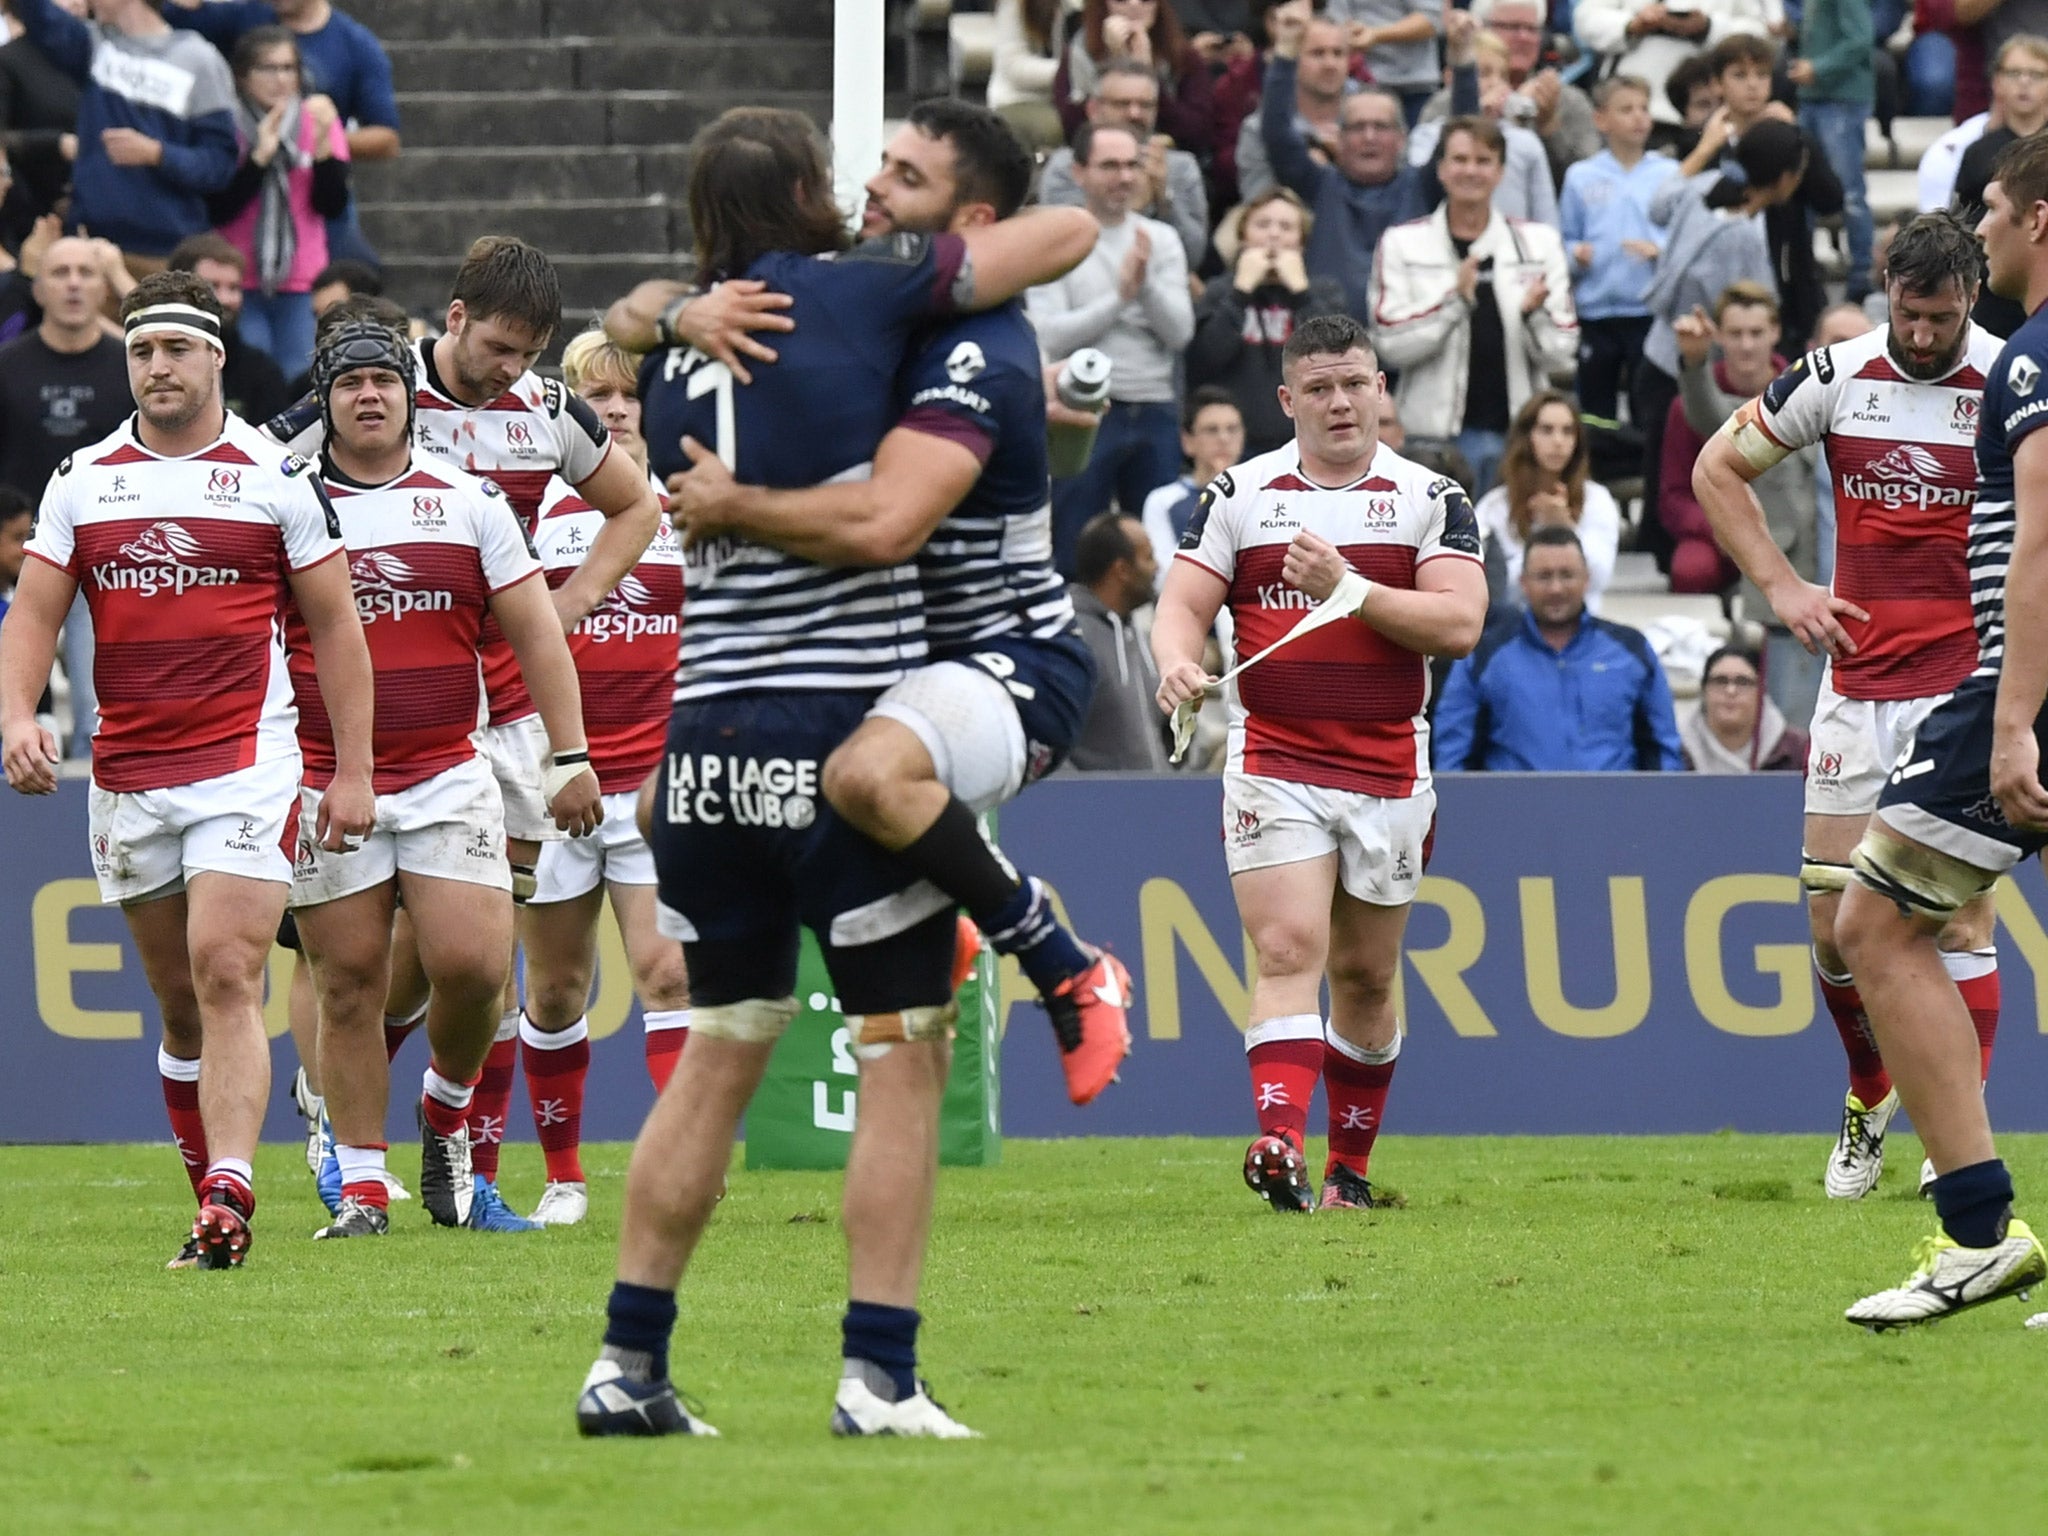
{"left": 560, "top": 325, "right": 641, "bottom": 396}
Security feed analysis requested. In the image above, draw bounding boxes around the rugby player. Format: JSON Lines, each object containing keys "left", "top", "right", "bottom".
{"left": 1152, "top": 314, "right": 1487, "bottom": 1212}
{"left": 657, "top": 99, "right": 1132, "bottom": 1105}
{"left": 518, "top": 328, "right": 690, "bottom": 1228}
{"left": 575, "top": 106, "right": 1094, "bottom": 1440}
{"left": 1831, "top": 138, "right": 2048, "bottom": 1327}
{"left": 286, "top": 318, "right": 601, "bottom": 1237}
{"left": 1692, "top": 212, "right": 2005, "bottom": 1200}
{"left": 0, "top": 272, "right": 375, "bottom": 1268}
{"left": 273, "top": 241, "right": 661, "bottom": 1230}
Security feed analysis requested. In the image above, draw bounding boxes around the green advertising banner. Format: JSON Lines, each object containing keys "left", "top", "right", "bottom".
{"left": 744, "top": 933, "right": 1001, "bottom": 1170}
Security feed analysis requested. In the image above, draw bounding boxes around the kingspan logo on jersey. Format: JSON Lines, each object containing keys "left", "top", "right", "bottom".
{"left": 1840, "top": 444, "right": 1972, "bottom": 510}
{"left": 350, "top": 550, "right": 454, "bottom": 622}
{"left": 95, "top": 522, "right": 244, "bottom": 595}
{"left": 578, "top": 574, "right": 679, "bottom": 644}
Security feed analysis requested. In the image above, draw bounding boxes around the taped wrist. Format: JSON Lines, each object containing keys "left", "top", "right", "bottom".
{"left": 1331, "top": 569, "right": 1373, "bottom": 616}
{"left": 542, "top": 750, "right": 592, "bottom": 806}
{"left": 654, "top": 288, "right": 701, "bottom": 349}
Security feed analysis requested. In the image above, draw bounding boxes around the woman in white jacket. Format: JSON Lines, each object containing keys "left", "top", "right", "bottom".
{"left": 988, "top": 0, "right": 1067, "bottom": 150}
{"left": 1367, "top": 115, "right": 1577, "bottom": 495}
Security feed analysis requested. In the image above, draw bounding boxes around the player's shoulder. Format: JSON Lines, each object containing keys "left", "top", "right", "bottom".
{"left": 48, "top": 418, "right": 141, "bottom": 483}
{"left": 1222, "top": 444, "right": 1303, "bottom": 503}
{"left": 1761, "top": 334, "right": 1860, "bottom": 414}
{"left": 218, "top": 415, "right": 319, "bottom": 491}
{"left": 1964, "top": 322, "right": 2007, "bottom": 374}
{"left": 1992, "top": 310, "right": 2048, "bottom": 396}
{"left": 910, "top": 303, "right": 1036, "bottom": 392}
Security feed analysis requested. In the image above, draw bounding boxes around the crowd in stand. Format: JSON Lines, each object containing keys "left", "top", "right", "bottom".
{"left": 0, "top": 0, "right": 397, "bottom": 758}
{"left": 988, "top": 0, "right": 2042, "bottom": 775}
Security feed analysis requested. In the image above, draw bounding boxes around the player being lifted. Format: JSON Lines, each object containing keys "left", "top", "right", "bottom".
{"left": 575, "top": 106, "right": 1095, "bottom": 1440}
{"left": 515, "top": 329, "right": 691, "bottom": 1229}
{"left": 1829, "top": 138, "right": 2048, "bottom": 1327}
{"left": 1691, "top": 211, "right": 2003, "bottom": 1199}
{"left": 0, "top": 272, "right": 375, "bottom": 1268}
{"left": 1153, "top": 314, "right": 1487, "bottom": 1212}
{"left": 284, "top": 318, "right": 601, "bottom": 1239}
{"left": 646, "top": 98, "right": 1132, "bottom": 1104}
{"left": 273, "top": 240, "right": 660, "bottom": 1230}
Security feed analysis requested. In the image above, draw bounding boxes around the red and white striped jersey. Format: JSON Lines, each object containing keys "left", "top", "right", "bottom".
{"left": 1747, "top": 323, "right": 2000, "bottom": 701}
{"left": 532, "top": 477, "right": 682, "bottom": 792}
{"left": 276, "top": 337, "right": 614, "bottom": 726}
{"left": 1176, "top": 440, "right": 1483, "bottom": 798}
{"left": 285, "top": 459, "right": 539, "bottom": 793}
{"left": 25, "top": 415, "right": 343, "bottom": 793}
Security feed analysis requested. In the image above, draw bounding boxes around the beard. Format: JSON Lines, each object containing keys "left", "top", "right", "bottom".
{"left": 1888, "top": 329, "right": 1967, "bottom": 381}
{"left": 137, "top": 379, "right": 214, "bottom": 434}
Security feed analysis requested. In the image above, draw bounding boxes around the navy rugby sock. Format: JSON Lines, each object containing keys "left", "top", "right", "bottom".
{"left": 899, "top": 798, "right": 1089, "bottom": 991}
{"left": 602, "top": 1281, "right": 678, "bottom": 1383}
{"left": 1933, "top": 1159, "right": 2015, "bottom": 1251}
{"left": 842, "top": 1301, "right": 920, "bottom": 1400}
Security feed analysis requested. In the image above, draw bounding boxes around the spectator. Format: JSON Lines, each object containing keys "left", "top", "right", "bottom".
{"left": 1914, "top": 0, "right": 1989, "bottom": 122}
{"left": 1233, "top": 5, "right": 1353, "bottom": 203}
{"left": 1187, "top": 188, "right": 1347, "bottom": 452}
{"left": 1679, "top": 643, "right": 1808, "bottom": 771}
{"left": 1953, "top": 37, "right": 2048, "bottom": 338}
{"left": 1140, "top": 385, "right": 1244, "bottom": 578}
{"left": 0, "top": 1, "right": 83, "bottom": 242}
{"left": 1039, "top": 62, "right": 1210, "bottom": 266}
{"left": 1635, "top": 117, "right": 1803, "bottom": 562}
{"left": 1260, "top": 2, "right": 1480, "bottom": 324}
{"left": 1575, "top": 0, "right": 1770, "bottom": 132}
{"left": 1561, "top": 75, "right": 1676, "bottom": 422}
{"left": 0, "top": 481, "right": 28, "bottom": 619}
{"left": 989, "top": 0, "right": 1067, "bottom": 152}
{"left": 1069, "top": 511, "right": 1171, "bottom": 770}
{"left": 1665, "top": 52, "right": 1721, "bottom": 139}
{"left": 1420, "top": 0, "right": 1600, "bottom": 183}
{"left": 1369, "top": 116, "right": 1577, "bottom": 495}
{"left": 1477, "top": 390, "right": 1624, "bottom": 610}
{"left": 13, "top": 0, "right": 237, "bottom": 268}
{"left": 1789, "top": 0, "right": 1874, "bottom": 306}
{"left": 1324, "top": 0, "right": 1446, "bottom": 126}
{"left": 1434, "top": 524, "right": 1685, "bottom": 770}
{"left": 166, "top": 231, "right": 289, "bottom": 425}
{"left": 162, "top": 0, "right": 400, "bottom": 267}
{"left": 1920, "top": 110, "right": 1990, "bottom": 213}
{"left": 0, "top": 207, "right": 60, "bottom": 345}
{"left": 1406, "top": 31, "right": 1560, "bottom": 226}
{"left": 1055, "top": 0, "right": 1216, "bottom": 157}
{"left": 1027, "top": 122, "right": 1194, "bottom": 575}
{"left": 205, "top": 25, "right": 347, "bottom": 380}
{"left": 1679, "top": 37, "right": 1844, "bottom": 343}
{"left": 1658, "top": 281, "right": 1803, "bottom": 605}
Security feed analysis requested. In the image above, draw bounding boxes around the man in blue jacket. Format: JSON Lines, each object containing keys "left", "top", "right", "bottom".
{"left": 14, "top": 0, "right": 237, "bottom": 262}
{"left": 1434, "top": 525, "right": 1684, "bottom": 771}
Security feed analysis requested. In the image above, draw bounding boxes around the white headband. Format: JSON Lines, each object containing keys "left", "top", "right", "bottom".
{"left": 124, "top": 302, "right": 226, "bottom": 355}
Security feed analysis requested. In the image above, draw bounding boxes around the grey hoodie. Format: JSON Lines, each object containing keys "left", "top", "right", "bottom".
{"left": 1641, "top": 171, "right": 1775, "bottom": 380}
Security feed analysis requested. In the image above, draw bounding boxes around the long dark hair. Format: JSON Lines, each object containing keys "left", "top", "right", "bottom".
{"left": 688, "top": 108, "right": 849, "bottom": 282}
{"left": 1080, "top": 0, "right": 1189, "bottom": 73}
{"left": 1499, "top": 390, "right": 1588, "bottom": 543}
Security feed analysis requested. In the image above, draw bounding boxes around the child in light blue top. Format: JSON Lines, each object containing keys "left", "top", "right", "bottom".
{"left": 1558, "top": 75, "right": 1678, "bottom": 420}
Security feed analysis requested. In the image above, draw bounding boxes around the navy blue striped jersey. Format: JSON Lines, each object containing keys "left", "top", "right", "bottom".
{"left": 640, "top": 233, "right": 968, "bottom": 699}
{"left": 1970, "top": 301, "right": 2048, "bottom": 677}
{"left": 895, "top": 302, "right": 1074, "bottom": 653}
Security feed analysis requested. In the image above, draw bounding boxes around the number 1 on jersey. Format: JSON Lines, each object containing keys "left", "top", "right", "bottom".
{"left": 685, "top": 357, "right": 737, "bottom": 470}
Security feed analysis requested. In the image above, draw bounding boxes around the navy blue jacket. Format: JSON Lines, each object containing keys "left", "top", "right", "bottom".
{"left": 1433, "top": 609, "right": 1684, "bottom": 772}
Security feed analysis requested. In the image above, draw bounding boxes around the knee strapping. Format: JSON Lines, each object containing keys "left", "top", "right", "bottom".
{"left": 510, "top": 862, "right": 538, "bottom": 905}
{"left": 691, "top": 995, "right": 799, "bottom": 1045}
{"left": 1799, "top": 854, "right": 1853, "bottom": 894}
{"left": 1849, "top": 825, "right": 1996, "bottom": 922}
{"left": 847, "top": 1002, "right": 958, "bottom": 1060}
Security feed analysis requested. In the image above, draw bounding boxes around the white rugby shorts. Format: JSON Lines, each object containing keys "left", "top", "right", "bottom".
{"left": 484, "top": 713, "right": 564, "bottom": 843}
{"left": 290, "top": 753, "right": 509, "bottom": 907}
{"left": 869, "top": 660, "right": 1027, "bottom": 814}
{"left": 88, "top": 753, "right": 301, "bottom": 904}
{"left": 531, "top": 789, "right": 655, "bottom": 902}
{"left": 1805, "top": 668, "right": 1950, "bottom": 819}
{"left": 1222, "top": 771, "right": 1434, "bottom": 907}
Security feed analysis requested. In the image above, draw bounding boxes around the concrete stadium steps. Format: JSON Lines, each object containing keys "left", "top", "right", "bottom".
{"left": 379, "top": 253, "right": 681, "bottom": 319}
{"left": 387, "top": 38, "right": 837, "bottom": 95}
{"left": 359, "top": 199, "right": 677, "bottom": 261}
{"left": 344, "top": 0, "right": 835, "bottom": 42}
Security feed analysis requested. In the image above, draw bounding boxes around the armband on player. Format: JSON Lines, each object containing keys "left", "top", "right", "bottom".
{"left": 1720, "top": 398, "right": 1795, "bottom": 475}
{"left": 542, "top": 749, "right": 594, "bottom": 804}
{"left": 654, "top": 288, "right": 702, "bottom": 350}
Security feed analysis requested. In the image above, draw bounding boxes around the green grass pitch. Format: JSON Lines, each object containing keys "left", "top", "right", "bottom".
{"left": 6, "top": 1134, "right": 2046, "bottom": 1535}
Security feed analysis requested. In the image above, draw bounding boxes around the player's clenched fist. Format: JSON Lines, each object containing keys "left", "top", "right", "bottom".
{"left": 1281, "top": 529, "right": 1349, "bottom": 602}
{"left": 1156, "top": 659, "right": 1215, "bottom": 714}
{"left": 1, "top": 716, "right": 59, "bottom": 794}
{"left": 548, "top": 765, "right": 605, "bottom": 838}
